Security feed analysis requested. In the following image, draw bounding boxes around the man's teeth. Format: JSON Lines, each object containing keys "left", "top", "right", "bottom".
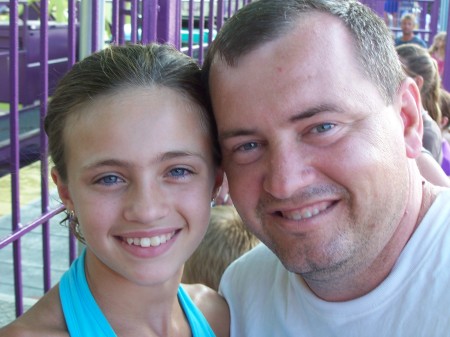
{"left": 282, "top": 202, "right": 329, "bottom": 220}
{"left": 125, "top": 232, "right": 175, "bottom": 248}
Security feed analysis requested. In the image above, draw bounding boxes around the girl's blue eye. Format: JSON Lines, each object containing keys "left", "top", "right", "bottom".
{"left": 97, "top": 175, "right": 123, "bottom": 185}
{"left": 169, "top": 168, "right": 192, "bottom": 178}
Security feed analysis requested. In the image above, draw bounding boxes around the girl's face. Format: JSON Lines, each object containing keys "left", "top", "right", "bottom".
{"left": 52, "top": 87, "right": 221, "bottom": 286}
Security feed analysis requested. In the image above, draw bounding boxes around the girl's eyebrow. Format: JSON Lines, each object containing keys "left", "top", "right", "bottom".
{"left": 82, "top": 151, "right": 207, "bottom": 170}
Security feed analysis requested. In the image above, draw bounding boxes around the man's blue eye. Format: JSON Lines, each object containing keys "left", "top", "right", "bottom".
{"left": 240, "top": 142, "right": 258, "bottom": 151}
{"left": 313, "top": 123, "right": 335, "bottom": 133}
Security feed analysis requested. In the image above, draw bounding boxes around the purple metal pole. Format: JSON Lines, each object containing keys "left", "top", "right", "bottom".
{"left": 198, "top": 0, "right": 205, "bottom": 63}
{"left": 92, "top": 0, "right": 99, "bottom": 52}
{"left": 130, "top": 0, "right": 138, "bottom": 43}
{"left": 9, "top": 0, "right": 23, "bottom": 317}
{"left": 40, "top": 0, "right": 52, "bottom": 292}
{"left": 68, "top": 0, "right": 78, "bottom": 263}
{"left": 68, "top": 0, "right": 77, "bottom": 65}
{"left": 141, "top": 0, "right": 158, "bottom": 44}
{"left": 443, "top": 22, "right": 450, "bottom": 91}
{"left": 187, "top": 0, "right": 194, "bottom": 57}
{"left": 111, "top": 0, "right": 119, "bottom": 44}
{"left": 0, "top": 206, "right": 65, "bottom": 249}
{"left": 157, "top": 0, "right": 181, "bottom": 47}
{"left": 429, "top": 0, "right": 441, "bottom": 42}
{"left": 119, "top": 0, "right": 125, "bottom": 45}
{"left": 208, "top": 0, "right": 214, "bottom": 45}
{"left": 216, "top": 0, "right": 224, "bottom": 32}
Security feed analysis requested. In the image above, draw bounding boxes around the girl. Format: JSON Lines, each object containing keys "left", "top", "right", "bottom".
{"left": 429, "top": 32, "right": 446, "bottom": 79}
{"left": 0, "top": 43, "right": 228, "bottom": 337}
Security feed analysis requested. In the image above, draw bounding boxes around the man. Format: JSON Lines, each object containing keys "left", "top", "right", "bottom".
{"left": 395, "top": 13, "right": 427, "bottom": 48}
{"left": 202, "top": 0, "right": 450, "bottom": 335}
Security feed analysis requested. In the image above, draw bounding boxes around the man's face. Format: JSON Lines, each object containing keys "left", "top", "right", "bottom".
{"left": 401, "top": 18, "right": 415, "bottom": 35}
{"left": 209, "top": 13, "right": 415, "bottom": 280}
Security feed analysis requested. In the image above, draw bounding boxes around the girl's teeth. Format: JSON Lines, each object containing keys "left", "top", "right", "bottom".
{"left": 140, "top": 238, "right": 151, "bottom": 247}
{"left": 125, "top": 232, "right": 174, "bottom": 248}
{"left": 150, "top": 236, "right": 161, "bottom": 247}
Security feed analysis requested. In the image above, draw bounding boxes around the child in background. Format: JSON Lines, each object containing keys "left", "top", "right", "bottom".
{"left": 438, "top": 88, "right": 450, "bottom": 175}
{"left": 397, "top": 43, "right": 443, "bottom": 163}
{"left": 0, "top": 43, "right": 229, "bottom": 337}
{"left": 182, "top": 205, "right": 260, "bottom": 291}
{"left": 429, "top": 32, "right": 447, "bottom": 79}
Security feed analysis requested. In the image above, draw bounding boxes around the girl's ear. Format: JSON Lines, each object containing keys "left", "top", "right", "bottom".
{"left": 398, "top": 77, "right": 423, "bottom": 159}
{"left": 51, "top": 168, "right": 74, "bottom": 211}
{"left": 413, "top": 75, "right": 424, "bottom": 91}
{"left": 440, "top": 116, "right": 449, "bottom": 130}
{"left": 212, "top": 168, "right": 224, "bottom": 200}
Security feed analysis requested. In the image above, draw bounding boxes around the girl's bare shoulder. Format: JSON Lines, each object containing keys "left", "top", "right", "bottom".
{"left": 182, "top": 283, "right": 230, "bottom": 337}
{"left": 0, "top": 285, "right": 68, "bottom": 337}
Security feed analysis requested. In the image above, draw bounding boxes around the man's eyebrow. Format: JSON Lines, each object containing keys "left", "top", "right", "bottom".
{"left": 219, "top": 104, "right": 342, "bottom": 141}
{"left": 219, "top": 128, "right": 257, "bottom": 142}
{"left": 289, "top": 104, "right": 343, "bottom": 123}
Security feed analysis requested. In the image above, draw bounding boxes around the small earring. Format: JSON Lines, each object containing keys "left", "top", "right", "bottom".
{"left": 68, "top": 209, "right": 85, "bottom": 244}
{"left": 68, "top": 210, "right": 76, "bottom": 221}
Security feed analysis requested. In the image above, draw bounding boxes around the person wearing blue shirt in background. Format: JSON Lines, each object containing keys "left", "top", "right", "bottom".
{"left": 395, "top": 13, "right": 427, "bottom": 48}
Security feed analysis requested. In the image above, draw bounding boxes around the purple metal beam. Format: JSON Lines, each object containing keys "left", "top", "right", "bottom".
{"left": 443, "top": 21, "right": 450, "bottom": 90}
{"left": 68, "top": 0, "right": 78, "bottom": 263}
{"left": 68, "top": 0, "right": 76, "bottom": 66}
{"left": 9, "top": 0, "right": 24, "bottom": 318}
{"left": 0, "top": 206, "right": 65, "bottom": 249}
{"left": 198, "top": 0, "right": 205, "bottom": 63}
{"left": 187, "top": 0, "right": 194, "bottom": 56}
{"left": 141, "top": 0, "right": 158, "bottom": 44}
{"left": 92, "top": 0, "right": 99, "bottom": 52}
{"left": 157, "top": 0, "right": 181, "bottom": 47}
{"left": 130, "top": 0, "right": 138, "bottom": 43}
{"left": 39, "top": 0, "right": 51, "bottom": 293}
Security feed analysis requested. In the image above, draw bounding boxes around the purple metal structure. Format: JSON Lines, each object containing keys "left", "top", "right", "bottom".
{"left": 359, "top": 0, "right": 450, "bottom": 89}
{"left": 0, "top": 0, "right": 247, "bottom": 321}
{"left": 0, "top": 0, "right": 448, "bottom": 323}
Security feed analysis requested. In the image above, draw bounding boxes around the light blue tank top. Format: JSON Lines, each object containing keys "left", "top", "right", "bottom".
{"left": 59, "top": 249, "right": 216, "bottom": 336}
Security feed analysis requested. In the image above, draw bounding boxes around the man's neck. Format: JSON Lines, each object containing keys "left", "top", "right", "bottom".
{"left": 303, "top": 171, "right": 437, "bottom": 302}
{"left": 402, "top": 32, "right": 414, "bottom": 41}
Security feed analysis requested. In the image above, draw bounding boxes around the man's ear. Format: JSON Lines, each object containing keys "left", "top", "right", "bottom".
{"left": 51, "top": 167, "right": 74, "bottom": 211}
{"left": 398, "top": 77, "right": 423, "bottom": 158}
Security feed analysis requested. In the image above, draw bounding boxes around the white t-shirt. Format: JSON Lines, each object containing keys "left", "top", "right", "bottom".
{"left": 219, "top": 190, "right": 450, "bottom": 337}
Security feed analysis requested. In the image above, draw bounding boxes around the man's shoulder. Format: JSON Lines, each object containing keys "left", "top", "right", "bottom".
{"left": 227, "top": 243, "right": 277, "bottom": 270}
{"left": 411, "top": 35, "right": 427, "bottom": 47}
{"left": 220, "top": 244, "right": 281, "bottom": 285}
